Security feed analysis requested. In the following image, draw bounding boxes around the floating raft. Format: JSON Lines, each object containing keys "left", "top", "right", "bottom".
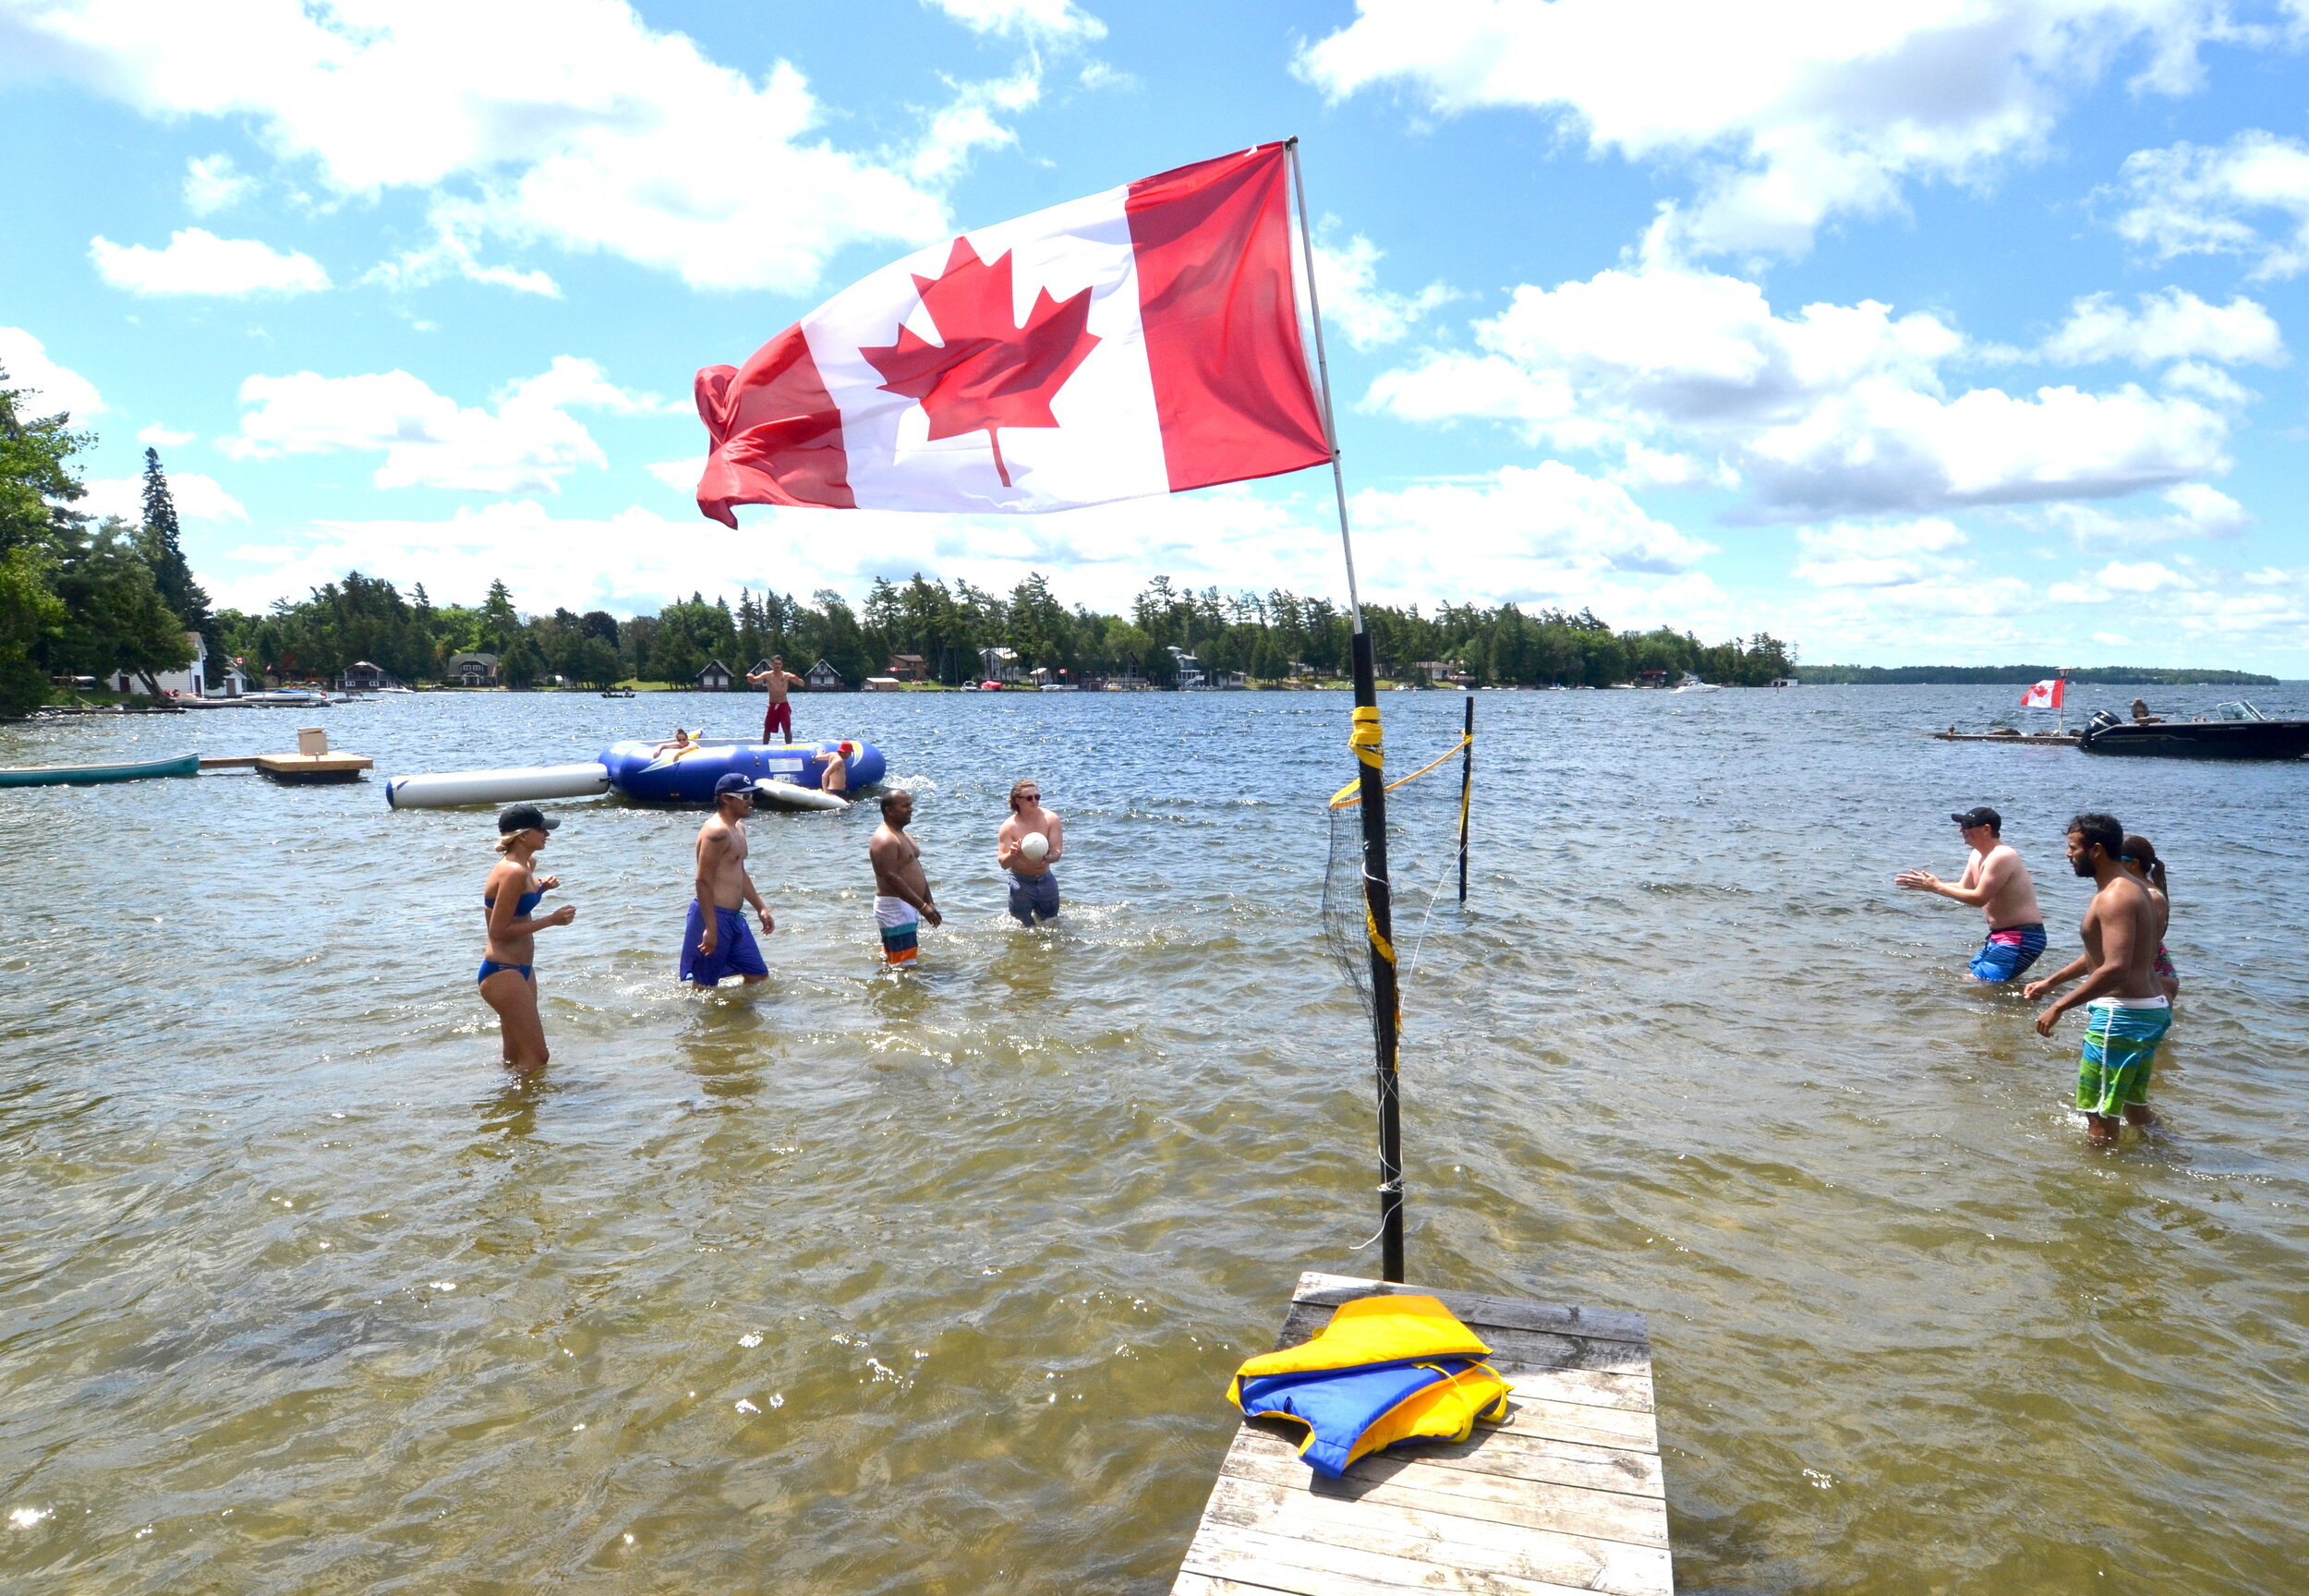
{"left": 1172, "top": 1272, "right": 1673, "bottom": 1596}
{"left": 1930, "top": 730, "right": 2077, "bottom": 745}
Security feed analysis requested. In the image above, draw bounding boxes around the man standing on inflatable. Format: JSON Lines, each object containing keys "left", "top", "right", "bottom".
{"left": 746, "top": 655, "right": 804, "bottom": 744}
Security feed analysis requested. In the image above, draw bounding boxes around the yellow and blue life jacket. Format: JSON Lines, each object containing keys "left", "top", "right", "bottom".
{"left": 1227, "top": 1295, "right": 1511, "bottom": 1479}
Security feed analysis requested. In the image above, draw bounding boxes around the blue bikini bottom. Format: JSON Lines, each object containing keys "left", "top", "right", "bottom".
{"left": 478, "top": 960, "right": 534, "bottom": 984}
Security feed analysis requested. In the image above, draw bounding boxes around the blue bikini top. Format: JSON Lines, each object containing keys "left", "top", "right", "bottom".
{"left": 485, "top": 889, "right": 545, "bottom": 916}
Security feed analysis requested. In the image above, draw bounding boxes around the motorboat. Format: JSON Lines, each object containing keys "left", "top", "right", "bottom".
{"left": 599, "top": 687, "right": 636, "bottom": 698}
{"left": 1673, "top": 673, "right": 1723, "bottom": 694}
{"left": 243, "top": 688, "right": 332, "bottom": 707}
{"left": 2078, "top": 700, "right": 2309, "bottom": 760}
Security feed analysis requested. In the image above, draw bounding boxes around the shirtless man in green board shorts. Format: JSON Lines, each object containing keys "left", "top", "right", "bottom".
{"left": 2025, "top": 812, "right": 2170, "bottom": 1146}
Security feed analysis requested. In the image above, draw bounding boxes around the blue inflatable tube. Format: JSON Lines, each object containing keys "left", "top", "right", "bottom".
{"left": 598, "top": 738, "right": 886, "bottom": 804}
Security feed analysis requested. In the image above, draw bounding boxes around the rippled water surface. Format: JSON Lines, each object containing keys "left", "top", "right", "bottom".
{"left": 5, "top": 684, "right": 2307, "bottom": 1594}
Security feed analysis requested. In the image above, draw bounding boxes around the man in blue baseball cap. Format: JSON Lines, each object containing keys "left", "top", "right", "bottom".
{"left": 683, "top": 771, "right": 773, "bottom": 988}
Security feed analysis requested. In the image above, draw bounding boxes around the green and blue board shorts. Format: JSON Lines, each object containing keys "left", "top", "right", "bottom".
{"left": 2077, "top": 997, "right": 2172, "bottom": 1117}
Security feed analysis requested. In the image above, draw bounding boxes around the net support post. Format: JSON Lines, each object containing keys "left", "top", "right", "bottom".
{"left": 1349, "top": 632, "right": 1406, "bottom": 1284}
{"left": 1457, "top": 694, "right": 1473, "bottom": 905}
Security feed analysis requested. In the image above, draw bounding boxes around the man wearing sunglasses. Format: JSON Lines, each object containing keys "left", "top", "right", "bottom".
{"left": 1895, "top": 805, "right": 2046, "bottom": 983}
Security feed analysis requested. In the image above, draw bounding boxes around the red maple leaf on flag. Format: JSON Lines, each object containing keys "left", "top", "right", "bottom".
{"left": 858, "top": 238, "right": 1100, "bottom": 488}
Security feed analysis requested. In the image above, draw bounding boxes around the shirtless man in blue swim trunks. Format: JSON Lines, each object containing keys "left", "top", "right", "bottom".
{"left": 683, "top": 772, "right": 774, "bottom": 989}
{"left": 1895, "top": 805, "right": 2047, "bottom": 983}
{"left": 2025, "top": 812, "right": 2171, "bottom": 1146}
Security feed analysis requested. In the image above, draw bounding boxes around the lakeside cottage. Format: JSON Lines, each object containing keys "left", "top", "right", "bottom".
{"left": 107, "top": 631, "right": 208, "bottom": 697}
{"left": 804, "top": 658, "right": 844, "bottom": 691}
{"left": 696, "top": 659, "right": 734, "bottom": 691}
{"left": 341, "top": 660, "right": 394, "bottom": 692}
{"left": 448, "top": 652, "right": 498, "bottom": 687}
{"left": 886, "top": 654, "right": 927, "bottom": 682}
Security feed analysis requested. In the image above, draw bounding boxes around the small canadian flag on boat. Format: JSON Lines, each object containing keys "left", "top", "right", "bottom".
{"left": 692, "top": 142, "right": 1331, "bottom": 523}
{"left": 2020, "top": 678, "right": 2065, "bottom": 709}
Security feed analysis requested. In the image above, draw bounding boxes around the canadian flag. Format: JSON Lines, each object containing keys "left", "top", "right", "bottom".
{"left": 693, "top": 143, "right": 1331, "bottom": 524}
{"left": 2020, "top": 678, "right": 2065, "bottom": 709}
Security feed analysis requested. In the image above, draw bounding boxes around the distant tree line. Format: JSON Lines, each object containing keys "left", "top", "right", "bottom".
{"left": 224, "top": 566, "right": 1800, "bottom": 690}
{"left": 1796, "top": 664, "right": 2278, "bottom": 686}
{"left": 1, "top": 369, "right": 210, "bottom": 717}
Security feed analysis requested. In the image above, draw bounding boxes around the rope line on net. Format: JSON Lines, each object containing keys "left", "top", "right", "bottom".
{"left": 1328, "top": 732, "right": 1473, "bottom": 810}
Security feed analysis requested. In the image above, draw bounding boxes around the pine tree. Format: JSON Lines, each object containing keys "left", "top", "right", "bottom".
{"left": 136, "top": 448, "right": 212, "bottom": 636}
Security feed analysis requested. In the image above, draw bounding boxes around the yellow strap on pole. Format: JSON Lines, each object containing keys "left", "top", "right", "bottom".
{"left": 1366, "top": 908, "right": 1396, "bottom": 964}
{"left": 1349, "top": 704, "right": 1383, "bottom": 766}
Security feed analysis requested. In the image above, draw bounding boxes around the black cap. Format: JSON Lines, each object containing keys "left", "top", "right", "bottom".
{"left": 714, "top": 772, "right": 756, "bottom": 798}
{"left": 499, "top": 803, "right": 560, "bottom": 833}
{"left": 1951, "top": 805, "right": 2001, "bottom": 829}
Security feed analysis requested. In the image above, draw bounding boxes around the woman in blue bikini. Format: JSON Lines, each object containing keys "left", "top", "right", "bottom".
{"left": 480, "top": 803, "right": 576, "bottom": 1070}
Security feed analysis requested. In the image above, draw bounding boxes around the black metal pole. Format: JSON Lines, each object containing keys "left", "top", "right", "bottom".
{"left": 1291, "top": 137, "right": 1404, "bottom": 1283}
{"left": 1457, "top": 694, "right": 1473, "bottom": 906}
{"left": 1349, "top": 632, "right": 1405, "bottom": 1284}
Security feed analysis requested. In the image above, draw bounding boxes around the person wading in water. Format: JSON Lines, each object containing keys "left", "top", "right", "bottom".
{"left": 478, "top": 804, "right": 576, "bottom": 1070}
{"left": 683, "top": 773, "right": 774, "bottom": 989}
{"left": 868, "top": 791, "right": 940, "bottom": 967}
{"left": 2025, "top": 812, "right": 2172, "bottom": 1146}
{"left": 996, "top": 777, "right": 1063, "bottom": 925}
{"left": 1895, "top": 805, "right": 2047, "bottom": 983}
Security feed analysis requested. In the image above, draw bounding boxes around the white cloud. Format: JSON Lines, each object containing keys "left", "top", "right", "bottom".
{"left": 1312, "top": 233, "right": 1458, "bottom": 351}
{"left": 1793, "top": 517, "right": 1968, "bottom": 588}
{"left": 79, "top": 472, "right": 247, "bottom": 524}
{"left": 2111, "top": 130, "right": 2309, "bottom": 279}
{"left": 1367, "top": 238, "right": 2237, "bottom": 517}
{"left": 0, "top": 326, "right": 105, "bottom": 417}
{"left": 90, "top": 228, "right": 330, "bottom": 296}
{"left": 925, "top": 0, "right": 1106, "bottom": 41}
{"left": 647, "top": 458, "right": 698, "bottom": 493}
{"left": 137, "top": 423, "right": 196, "bottom": 447}
{"left": 2037, "top": 482, "right": 2248, "bottom": 546}
{"left": 219, "top": 357, "right": 662, "bottom": 492}
{"left": 2038, "top": 288, "right": 2286, "bottom": 367}
{"left": 909, "top": 68, "right": 1041, "bottom": 185}
{"left": 1298, "top": 0, "right": 2246, "bottom": 257}
{"left": 183, "top": 152, "right": 256, "bottom": 214}
{"left": 8, "top": 0, "right": 962, "bottom": 295}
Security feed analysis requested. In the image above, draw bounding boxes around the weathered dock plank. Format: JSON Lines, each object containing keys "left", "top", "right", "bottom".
{"left": 1171, "top": 1272, "right": 1674, "bottom": 1594}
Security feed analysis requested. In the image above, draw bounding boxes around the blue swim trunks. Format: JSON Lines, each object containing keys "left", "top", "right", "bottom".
{"left": 1007, "top": 870, "right": 1059, "bottom": 925}
{"left": 680, "top": 901, "right": 768, "bottom": 986}
{"left": 2078, "top": 998, "right": 2172, "bottom": 1117}
{"left": 1969, "top": 923, "right": 2047, "bottom": 982}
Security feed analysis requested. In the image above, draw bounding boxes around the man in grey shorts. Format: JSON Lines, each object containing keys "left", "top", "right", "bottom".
{"left": 996, "top": 777, "right": 1063, "bottom": 924}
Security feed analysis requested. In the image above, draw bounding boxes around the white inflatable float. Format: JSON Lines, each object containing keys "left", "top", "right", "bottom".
{"left": 384, "top": 762, "right": 612, "bottom": 809}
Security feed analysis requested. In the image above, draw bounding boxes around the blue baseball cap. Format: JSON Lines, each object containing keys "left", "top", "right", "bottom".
{"left": 714, "top": 772, "right": 755, "bottom": 798}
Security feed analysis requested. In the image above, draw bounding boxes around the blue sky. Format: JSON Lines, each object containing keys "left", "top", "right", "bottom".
{"left": 5, "top": 0, "right": 2307, "bottom": 669}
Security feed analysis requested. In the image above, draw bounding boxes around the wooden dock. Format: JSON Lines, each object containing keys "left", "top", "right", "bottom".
{"left": 1930, "top": 729, "right": 2077, "bottom": 745}
{"left": 198, "top": 753, "right": 373, "bottom": 781}
{"left": 1171, "top": 1272, "right": 1673, "bottom": 1596}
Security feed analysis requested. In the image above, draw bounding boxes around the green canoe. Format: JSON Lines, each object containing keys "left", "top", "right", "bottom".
{"left": 0, "top": 751, "right": 202, "bottom": 788}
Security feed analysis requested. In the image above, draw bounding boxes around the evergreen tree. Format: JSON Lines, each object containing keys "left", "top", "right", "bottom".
{"left": 136, "top": 447, "right": 212, "bottom": 646}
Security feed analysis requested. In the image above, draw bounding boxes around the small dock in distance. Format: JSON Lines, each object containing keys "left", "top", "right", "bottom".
{"left": 1931, "top": 728, "right": 2077, "bottom": 746}
{"left": 1172, "top": 1271, "right": 1673, "bottom": 1596}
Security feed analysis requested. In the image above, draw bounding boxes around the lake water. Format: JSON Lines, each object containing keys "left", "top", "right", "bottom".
{"left": 4, "top": 683, "right": 2305, "bottom": 1595}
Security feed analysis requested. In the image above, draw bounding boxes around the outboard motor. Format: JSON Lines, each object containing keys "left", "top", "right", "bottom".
{"left": 2084, "top": 708, "right": 2121, "bottom": 744}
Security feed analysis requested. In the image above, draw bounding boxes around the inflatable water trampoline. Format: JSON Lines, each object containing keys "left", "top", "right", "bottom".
{"left": 385, "top": 738, "right": 885, "bottom": 810}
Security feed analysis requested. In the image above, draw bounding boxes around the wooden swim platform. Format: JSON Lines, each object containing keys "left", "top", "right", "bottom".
{"left": 1929, "top": 729, "right": 2077, "bottom": 745}
{"left": 1171, "top": 1271, "right": 1673, "bottom": 1596}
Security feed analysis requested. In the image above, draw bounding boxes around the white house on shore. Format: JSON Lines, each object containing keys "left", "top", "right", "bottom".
{"left": 107, "top": 632, "right": 209, "bottom": 697}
